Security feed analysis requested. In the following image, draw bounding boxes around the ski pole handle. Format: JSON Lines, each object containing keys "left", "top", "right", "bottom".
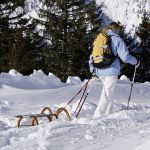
{"left": 132, "top": 60, "right": 140, "bottom": 83}
{"left": 135, "top": 60, "right": 140, "bottom": 69}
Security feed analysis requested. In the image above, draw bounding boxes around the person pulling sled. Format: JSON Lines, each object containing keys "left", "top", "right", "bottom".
{"left": 89, "top": 22, "right": 138, "bottom": 118}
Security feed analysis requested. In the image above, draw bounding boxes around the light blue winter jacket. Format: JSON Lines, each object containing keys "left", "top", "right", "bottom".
{"left": 89, "top": 29, "right": 137, "bottom": 76}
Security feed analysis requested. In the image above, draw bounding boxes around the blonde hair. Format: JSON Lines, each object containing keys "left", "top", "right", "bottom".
{"left": 108, "top": 22, "right": 122, "bottom": 32}
{"left": 101, "top": 26, "right": 109, "bottom": 34}
{"left": 101, "top": 22, "right": 121, "bottom": 34}
{"left": 95, "top": 22, "right": 121, "bottom": 37}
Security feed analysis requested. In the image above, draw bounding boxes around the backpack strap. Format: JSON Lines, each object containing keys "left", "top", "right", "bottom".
{"left": 101, "top": 32, "right": 108, "bottom": 38}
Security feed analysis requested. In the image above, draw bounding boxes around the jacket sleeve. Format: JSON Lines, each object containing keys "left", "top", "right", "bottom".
{"left": 115, "top": 37, "right": 137, "bottom": 65}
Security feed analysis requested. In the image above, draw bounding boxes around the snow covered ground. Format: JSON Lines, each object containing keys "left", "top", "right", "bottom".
{"left": 0, "top": 70, "right": 150, "bottom": 150}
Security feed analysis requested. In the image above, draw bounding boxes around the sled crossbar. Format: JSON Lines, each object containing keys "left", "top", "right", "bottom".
{"left": 16, "top": 114, "right": 57, "bottom": 118}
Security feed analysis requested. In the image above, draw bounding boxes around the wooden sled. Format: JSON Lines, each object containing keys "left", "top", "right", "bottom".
{"left": 15, "top": 107, "right": 71, "bottom": 128}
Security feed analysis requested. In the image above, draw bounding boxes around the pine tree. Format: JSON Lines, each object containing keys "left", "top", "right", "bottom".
{"left": 0, "top": 0, "right": 28, "bottom": 72}
{"left": 0, "top": 0, "right": 47, "bottom": 74}
{"left": 36, "top": 0, "right": 102, "bottom": 81}
{"left": 0, "top": 0, "right": 17, "bottom": 72}
{"left": 136, "top": 11, "right": 150, "bottom": 82}
{"left": 7, "top": 21, "right": 47, "bottom": 74}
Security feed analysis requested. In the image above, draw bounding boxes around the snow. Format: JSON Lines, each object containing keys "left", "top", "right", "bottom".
{"left": 0, "top": 69, "right": 65, "bottom": 89}
{"left": 96, "top": 0, "right": 150, "bottom": 35}
{"left": 0, "top": 69, "right": 150, "bottom": 150}
{"left": 66, "top": 76, "right": 82, "bottom": 84}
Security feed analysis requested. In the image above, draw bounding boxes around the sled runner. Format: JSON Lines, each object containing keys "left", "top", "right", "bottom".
{"left": 15, "top": 107, "right": 71, "bottom": 128}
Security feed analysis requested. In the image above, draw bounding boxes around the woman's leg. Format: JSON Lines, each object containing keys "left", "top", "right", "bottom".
{"left": 94, "top": 76, "right": 117, "bottom": 118}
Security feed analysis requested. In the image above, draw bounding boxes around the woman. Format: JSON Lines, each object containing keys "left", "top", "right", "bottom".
{"left": 89, "top": 22, "right": 137, "bottom": 118}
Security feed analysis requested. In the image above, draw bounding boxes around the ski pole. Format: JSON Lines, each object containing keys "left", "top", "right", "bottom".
{"left": 70, "top": 70, "right": 95, "bottom": 117}
{"left": 127, "top": 61, "right": 140, "bottom": 110}
{"left": 64, "top": 80, "right": 89, "bottom": 108}
{"left": 76, "top": 77, "right": 97, "bottom": 118}
{"left": 71, "top": 80, "right": 90, "bottom": 117}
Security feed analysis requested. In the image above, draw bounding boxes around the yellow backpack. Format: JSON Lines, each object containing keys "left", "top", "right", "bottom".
{"left": 92, "top": 32, "right": 116, "bottom": 68}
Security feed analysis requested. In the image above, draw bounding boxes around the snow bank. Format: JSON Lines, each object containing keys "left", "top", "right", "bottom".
{"left": 66, "top": 76, "right": 82, "bottom": 84}
{"left": 0, "top": 69, "right": 67, "bottom": 89}
{"left": 118, "top": 75, "right": 131, "bottom": 84}
{"left": 120, "top": 75, "right": 130, "bottom": 81}
{"left": 0, "top": 69, "right": 83, "bottom": 89}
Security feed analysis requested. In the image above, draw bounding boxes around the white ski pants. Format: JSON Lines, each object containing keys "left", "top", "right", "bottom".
{"left": 94, "top": 76, "right": 117, "bottom": 118}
